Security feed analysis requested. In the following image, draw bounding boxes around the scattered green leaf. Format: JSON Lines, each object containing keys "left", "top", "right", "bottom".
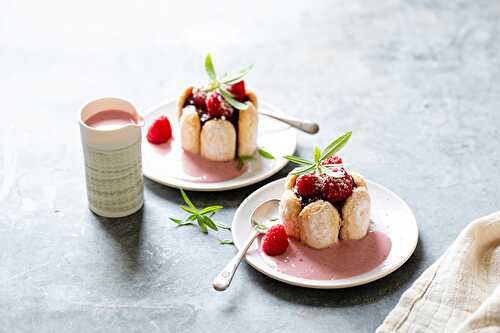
{"left": 237, "top": 155, "right": 256, "bottom": 170}
{"left": 169, "top": 189, "right": 227, "bottom": 236}
{"left": 216, "top": 223, "right": 231, "bottom": 230}
{"left": 219, "top": 239, "right": 235, "bottom": 245}
{"left": 257, "top": 149, "right": 275, "bottom": 159}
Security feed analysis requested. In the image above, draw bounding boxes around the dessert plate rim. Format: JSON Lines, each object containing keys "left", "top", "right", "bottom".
{"left": 232, "top": 177, "right": 419, "bottom": 289}
{"left": 142, "top": 99, "right": 297, "bottom": 191}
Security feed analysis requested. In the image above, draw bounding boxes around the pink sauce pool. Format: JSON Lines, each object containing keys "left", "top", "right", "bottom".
{"left": 259, "top": 231, "right": 392, "bottom": 280}
{"left": 85, "top": 109, "right": 137, "bottom": 129}
{"left": 180, "top": 151, "right": 245, "bottom": 182}
{"left": 144, "top": 134, "right": 246, "bottom": 183}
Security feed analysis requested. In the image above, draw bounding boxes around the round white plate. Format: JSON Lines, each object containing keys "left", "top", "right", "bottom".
{"left": 232, "top": 178, "right": 418, "bottom": 289}
{"left": 142, "top": 100, "right": 297, "bottom": 191}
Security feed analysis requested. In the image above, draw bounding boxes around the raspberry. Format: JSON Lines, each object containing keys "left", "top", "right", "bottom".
{"left": 206, "top": 91, "right": 223, "bottom": 118}
{"left": 192, "top": 88, "right": 207, "bottom": 109}
{"left": 321, "top": 155, "right": 343, "bottom": 166}
{"left": 147, "top": 115, "right": 172, "bottom": 144}
{"left": 262, "top": 224, "right": 289, "bottom": 256}
{"left": 320, "top": 170, "right": 353, "bottom": 203}
{"left": 220, "top": 98, "right": 234, "bottom": 118}
{"left": 227, "top": 80, "right": 246, "bottom": 102}
{"left": 295, "top": 174, "right": 319, "bottom": 197}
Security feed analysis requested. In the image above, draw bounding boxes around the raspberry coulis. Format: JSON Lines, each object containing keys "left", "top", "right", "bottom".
{"left": 259, "top": 231, "right": 392, "bottom": 280}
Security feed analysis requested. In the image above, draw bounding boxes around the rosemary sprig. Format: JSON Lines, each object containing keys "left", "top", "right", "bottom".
{"left": 283, "top": 131, "right": 352, "bottom": 177}
{"left": 203, "top": 53, "right": 253, "bottom": 110}
{"left": 169, "top": 189, "right": 224, "bottom": 233}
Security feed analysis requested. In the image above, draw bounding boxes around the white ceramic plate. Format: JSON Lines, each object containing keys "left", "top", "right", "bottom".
{"left": 142, "top": 100, "right": 296, "bottom": 191}
{"left": 232, "top": 178, "right": 418, "bottom": 289}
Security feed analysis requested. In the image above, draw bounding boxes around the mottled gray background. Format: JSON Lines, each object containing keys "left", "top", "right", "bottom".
{"left": 1, "top": 0, "right": 499, "bottom": 332}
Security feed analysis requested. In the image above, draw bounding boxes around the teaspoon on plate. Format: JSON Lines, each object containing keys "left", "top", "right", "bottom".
{"left": 212, "top": 199, "right": 280, "bottom": 291}
{"left": 259, "top": 111, "right": 319, "bottom": 134}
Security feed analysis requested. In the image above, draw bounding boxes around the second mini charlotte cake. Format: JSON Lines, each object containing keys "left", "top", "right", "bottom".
{"left": 279, "top": 132, "right": 371, "bottom": 249}
{"left": 177, "top": 54, "right": 258, "bottom": 162}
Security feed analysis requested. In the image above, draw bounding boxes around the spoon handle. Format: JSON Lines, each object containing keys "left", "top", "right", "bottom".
{"left": 259, "top": 111, "right": 319, "bottom": 134}
{"left": 213, "top": 230, "right": 259, "bottom": 291}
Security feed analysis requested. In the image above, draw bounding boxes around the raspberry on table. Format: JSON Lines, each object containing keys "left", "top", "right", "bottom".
{"left": 147, "top": 115, "right": 172, "bottom": 144}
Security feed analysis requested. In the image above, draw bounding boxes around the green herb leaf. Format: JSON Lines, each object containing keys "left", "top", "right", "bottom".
{"left": 169, "top": 217, "right": 183, "bottom": 224}
{"left": 220, "top": 65, "right": 254, "bottom": 84}
{"left": 201, "top": 215, "right": 218, "bottom": 231}
{"left": 254, "top": 223, "right": 268, "bottom": 234}
{"left": 269, "top": 217, "right": 279, "bottom": 222}
{"left": 204, "top": 53, "right": 217, "bottom": 81}
{"left": 180, "top": 188, "right": 196, "bottom": 210}
{"left": 219, "top": 87, "right": 249, "bottom": 110}
{"left": 195, "top": 215, "right": 209, "bottom": 233}
{"left": 170, "top": 189, "right": 229, "bottom": 241}
{"left": 237, "top": 155, "right": 255, "bottom": 170}
{"left": 290, "top": 164, "right": 316, "bottom": 176}
{"left": 320, "top": 131, "right": 352, "bottom": 160}
{"left": 216, "top": 223, "right": 231, "bottom": 230}
{"left": 257, "top": 149, "right": 275, "bottom": 159}
{"left": 314, "top": 146, "right": 321, "bottom": 163}
{"left": 199, "top": 205, "right": 223, "bottom": 215}
{"left": 181, "top": 205, "right": 199, "bottom": 215}
{"left": 319, "top": 165, "right": 337, "bottom": 177}
{"left": 283, "top": 155, "right": 315, "bottom": 166}
{"left": 219, "top": 239, "right": 235, "bottom": 245}
{"left": 170, "top": 217, "right": 193, "bottom": 226}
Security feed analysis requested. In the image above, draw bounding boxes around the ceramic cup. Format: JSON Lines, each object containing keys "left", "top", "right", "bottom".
{"left": 79, "top": 97, "right": 145, "bottom": 218}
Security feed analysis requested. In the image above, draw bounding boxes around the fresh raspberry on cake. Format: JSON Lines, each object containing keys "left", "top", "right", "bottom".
{"left": 219, "top": 98, "right": 234, "bottom": 118}
{"left": 321, "top": 155, "right": 343, "bottom": 166}
{"left": 262, "top": 224, "right": 289, "bottom": 256}
{"left": 321, "top": 170, "right": 353, "bottom": 203}
{"left": 147, "top": 115, "right": 172, "bottom": 144}
{"left": 206, "top": 91, "right": 223, "bottom": 118}
{"left": 295, "top": 174, "right": 320, "bottom": 197}
{"left": 192, "top": 87, "right": 207, "bottom": 109}
{"left": 227, "top": 80, "right": 246, "bottom": 102}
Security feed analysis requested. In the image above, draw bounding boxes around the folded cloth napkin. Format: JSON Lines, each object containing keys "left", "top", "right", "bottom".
{"left": 377, "top": 212, "right": 500, "bottom": 333}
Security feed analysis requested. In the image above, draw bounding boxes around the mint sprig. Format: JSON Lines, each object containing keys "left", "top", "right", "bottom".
{"left": 169, "top": 188, "right": 228, "bottom": 233}
{"left": 283, "top": 131, "right": 352, "bottom": 177}
{"left": 203, "top": 53, "right": 252, "bottom": 110}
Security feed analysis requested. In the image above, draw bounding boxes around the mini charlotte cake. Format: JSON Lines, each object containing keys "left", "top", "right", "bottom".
{"left": 176, "top": 54, "right": 258, "bottom": 162}
{"left": 279, "top": 132, "right": 371, "bottom": 249}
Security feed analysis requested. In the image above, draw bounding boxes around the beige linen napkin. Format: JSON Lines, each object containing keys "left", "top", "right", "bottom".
{"left": 377, "top": 212, "right": 500, "bottom": 333}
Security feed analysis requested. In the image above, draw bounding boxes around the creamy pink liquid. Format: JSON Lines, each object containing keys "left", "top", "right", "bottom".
{"left": 144, "top": 122, "right": 246, "bottom": 183}
{"left": 85, "top": 109, "right": 137, "bottom": 129}
{"left": 259, "top": 231, "right": 392, "bottom": 280}
{"left": 180, "top": 151, "right": 246, "bottom": 182}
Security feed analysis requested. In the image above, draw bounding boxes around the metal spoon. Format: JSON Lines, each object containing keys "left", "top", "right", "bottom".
{"left": 212, "top": 199, "right": 280, "bottom": 291}
{"left": 259, "top": 111, "right": 319, "bottom": 134}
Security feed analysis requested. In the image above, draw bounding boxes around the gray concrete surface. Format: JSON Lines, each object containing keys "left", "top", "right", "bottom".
{"left": 1, "top": 0, "right": 499, "bottom": 332}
